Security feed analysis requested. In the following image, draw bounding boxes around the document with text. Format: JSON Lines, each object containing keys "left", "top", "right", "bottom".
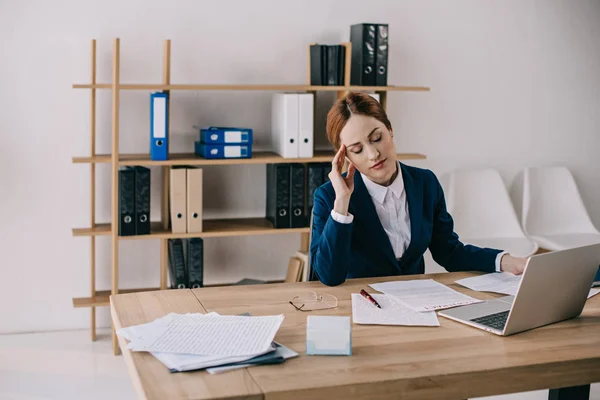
{"left": 369, "top": 279, "right": 483, "bottom": 312}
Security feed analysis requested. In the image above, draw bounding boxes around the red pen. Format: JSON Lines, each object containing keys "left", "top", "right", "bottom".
{"left": 360, "top": 289, "right": 382, "bottom": 309}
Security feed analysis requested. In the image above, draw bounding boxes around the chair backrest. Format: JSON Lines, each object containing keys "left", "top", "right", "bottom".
{"left": 522, "top": 166, "right": 598, "bottom": 236}
{"left": 444, "top": 168, "right": 526, "bottom": 239}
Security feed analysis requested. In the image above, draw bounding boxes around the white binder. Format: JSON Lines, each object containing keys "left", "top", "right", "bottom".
{"left": 272, "top": 93, "right": 299, "bottom": 158}
{"left": 298, "top": 93, "right": 314, "bottom": 158}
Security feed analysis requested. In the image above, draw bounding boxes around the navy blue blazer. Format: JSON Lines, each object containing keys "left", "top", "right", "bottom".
{"left": 309, "top": 162, "right": 502, "bottom": 286}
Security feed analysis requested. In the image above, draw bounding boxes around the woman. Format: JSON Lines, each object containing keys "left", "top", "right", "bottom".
{"left": 310, "top": 92, "right": 527, "bottom": 286}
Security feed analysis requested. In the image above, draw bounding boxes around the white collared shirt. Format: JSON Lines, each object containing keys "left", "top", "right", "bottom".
{"left": 330, "top": 163, "right": 504, "bottom": 271}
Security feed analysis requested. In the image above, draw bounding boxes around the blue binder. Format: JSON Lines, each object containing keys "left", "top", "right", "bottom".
{"left": 150, "top": 92, "right": 169, "bottom": 160}
{"left": 195, "top": 142, "right": 252, "bottom": 159}
{"left": 199, "top": 126, "right": 253, "bottom": 145}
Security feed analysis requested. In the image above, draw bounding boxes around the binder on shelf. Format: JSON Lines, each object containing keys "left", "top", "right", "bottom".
{"left": 186, "top": 167, "right": 203, "bottom": 233}
{"left": 118, "top": 167, "right": 136, "bottom": 236}
{"left": 169, "top": 167, "right": 187, "bottom": 234}
{"left": 290, "top": 164, "right": 307, "bottom": 228}
{"left": 309, "top": 44, "right": 345, "bottom": 86}
{"left": 272, "top": 93, "right": 299, "bottom": 159}
{"left": 307, "top": 163, "right": 324, "bottom": 222}
{"left": 322, "top": 162, "right": 332, "bottom": 183}
{"left": 309, "top": 44, "right": 327, "bottom": 86}
{"left": 350, "top": 23, "right": 377, "bottom": 86}
{"left": 368, "top": 92, "right": 381, "bottom": 102}
{"left": 198, "top": 127, "right": 253, "bottom": 144}
{"left": 266, "top": 163, "right": 291, "bottom": 229}
{"left": 298, "top": 93, "right": 314, "bottom": 158}
{"left": 195, "top": 142, "right": 252, "bottom": 159}
{"left": 375, "top": 24, "right": 389, "bottom": 86}
{"left": 187, "top": 238, "right": 204, "bottom": 289}
{"left": 168, "top": 239, "right": 187, "bottom": 289}
{"left": 150, "top": 92, "right": 169, "bottom": 161}
{"left": 134, "top": 166, "right": 151, "bottom": 235}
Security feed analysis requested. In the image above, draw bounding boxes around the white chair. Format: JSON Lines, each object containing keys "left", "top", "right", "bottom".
{"left": 442, "top": 168, "right": 538, "bottom": 258}
{"left": 522, "top": 166, "right": 600, "bottom": 251}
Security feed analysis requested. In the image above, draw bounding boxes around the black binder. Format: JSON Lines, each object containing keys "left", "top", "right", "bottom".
{"left": 326, "top": 46, "right": 338, "bottom": 86}
{"left": 266, "top": 164, "right": 291, "bottom": 229}
{"left": 290, "top": 163, "right": 306, "bottom": 228}
{"left": 168, "top": 239, "right": 187, "bottom": 289}
{"left": 133, "top": 166, "right": 151, "bottom": 235}
{"left": 118, "top": 167, "right": 136, "bottom": 236}
{"left": 375, "top": 24, "right": 389, "bottom": 86}
{"left": 322, "top": 162, "right": 332, "bottom": 183}
{"left": 187, "top": 238, "right": 204, "bottom": 289}
{"left": 307, "top": 163, "right": 324, "bottom": 223}
{"left": 350, "top": 23, "right": 377, "bottom": 86}
{"left": 309, "top": 44, "right": 327, "bottom": 86}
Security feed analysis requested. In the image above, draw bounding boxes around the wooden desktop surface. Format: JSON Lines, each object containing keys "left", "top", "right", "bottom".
{"left": 110, "top": 272, "right": 600, "bottom": 400}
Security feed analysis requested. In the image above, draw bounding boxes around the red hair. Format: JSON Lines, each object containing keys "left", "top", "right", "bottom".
{"left": 326, "top": 92, "right": 392, "bottom": 151}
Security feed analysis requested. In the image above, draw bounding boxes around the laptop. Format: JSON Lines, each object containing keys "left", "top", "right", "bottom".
{"left": 438, "top": 243, "right": 600, "bottom": 336}
{"left": 593, "top": 265, "right": 600, "bottom": 287}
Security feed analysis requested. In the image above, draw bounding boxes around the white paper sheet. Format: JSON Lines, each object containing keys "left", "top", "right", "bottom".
{"left": 455, "top": 273, "right": 600, "bottom": 299}
{"left": 351, "top": 293, "right": 440, "bottom": 326}
{"left": 369, "top": 279, "right": 483, "bottom": 312}
{"left": 205, "top": 342, "right": 299, "bottom": 374}
{"left": 126, "top": 313, "right": 285, "bottom": 357}
{"left": 455, "top": 273, "right": 521, "bottom": 296}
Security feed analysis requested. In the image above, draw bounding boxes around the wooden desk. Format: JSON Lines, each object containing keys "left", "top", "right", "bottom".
{"left": 110, "top": 272, "right": 600, "bottom": 400}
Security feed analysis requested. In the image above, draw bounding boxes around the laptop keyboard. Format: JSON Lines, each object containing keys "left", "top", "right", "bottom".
{"left": 470, "top": 310, "right": 509, "bottom": 331}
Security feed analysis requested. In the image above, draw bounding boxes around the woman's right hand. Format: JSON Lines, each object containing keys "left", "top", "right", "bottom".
{"left": 329, "top": 144, "right": 356, "bottom": 216}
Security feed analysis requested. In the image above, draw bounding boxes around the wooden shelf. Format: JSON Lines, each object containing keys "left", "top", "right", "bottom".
{"left": 73, "top": 280, "right": 285, "bottom": 308}
{"left": 72, "top": 218, "right": 310, "bottom": 239}
{"left": 72, "top": 151, "right": 427, "bottom": 166}
{"left": 73, "top": 287, "right": 160, "bottom": 308}
{"left": 72, "top": 83, "right": 430, "bottom": 92}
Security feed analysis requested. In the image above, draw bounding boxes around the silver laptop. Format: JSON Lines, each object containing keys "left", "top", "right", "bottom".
{"left": 438, "top": 243, "right": 600, "bottom": 336}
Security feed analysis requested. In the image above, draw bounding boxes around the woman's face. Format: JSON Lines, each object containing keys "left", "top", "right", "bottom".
{"left": 339, "top": 114, "right": 398, "bottom": 186}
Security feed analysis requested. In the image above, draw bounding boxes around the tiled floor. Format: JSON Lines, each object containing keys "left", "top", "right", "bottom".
{"left": 0, "top": 329, "right": 598, "bottom": 400}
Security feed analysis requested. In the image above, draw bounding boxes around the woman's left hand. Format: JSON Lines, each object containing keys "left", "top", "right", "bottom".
{"left": 500, "top": 254, "right": 528, "bottom": 275}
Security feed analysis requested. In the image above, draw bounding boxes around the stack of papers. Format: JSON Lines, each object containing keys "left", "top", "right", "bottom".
{"left": 369, "top": 279, "right": 483, "bottom": 312}
{"left": 351, "top": 293, "right": 439, "bottom": 326}
{"left": 455, "top": 272, "right": 600, "bottom": 299}
{"left": 117, "top": 312, "right": 297, "bottom": 373}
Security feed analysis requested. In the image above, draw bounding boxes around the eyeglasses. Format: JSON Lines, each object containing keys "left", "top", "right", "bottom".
{"left": 289, "top": 291, "right": 338, "bottom": 312}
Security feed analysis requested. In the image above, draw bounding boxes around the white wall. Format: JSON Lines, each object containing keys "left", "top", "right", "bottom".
{"left": 1, "top": 0, "right": 599, "bottom": 334}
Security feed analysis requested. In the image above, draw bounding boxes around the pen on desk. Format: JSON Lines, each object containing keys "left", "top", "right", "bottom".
{"left": 360, "top": 289, "right": 382, "bottom": 309}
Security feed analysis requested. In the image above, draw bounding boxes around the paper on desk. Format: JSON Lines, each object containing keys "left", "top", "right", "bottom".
{"left": 205, "top": 342, "right": 299, "bottom": 374}
{"left": 455, "top": 273, "right": 521, "bottom": 296}
{"left": 127, "top": 313, "right": 285, "bottom": 357}
{"left": 456, "top": 273, "right": 600, "bottom": 299}
{"left": 351, "top": 293, "right": 439, "bottom": 326}
{"left": 369, "top": 279, "right": 483, "bottom": 312}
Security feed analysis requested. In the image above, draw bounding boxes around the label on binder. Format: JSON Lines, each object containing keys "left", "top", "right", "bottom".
{"left": 153, "top": 97, "right": 166, "bottom": 138}
{"left": 225, "top": 146, "right": 241, "bottom": 158}
{"left": 225, "top": 131, "right": 242, "bottom": 143}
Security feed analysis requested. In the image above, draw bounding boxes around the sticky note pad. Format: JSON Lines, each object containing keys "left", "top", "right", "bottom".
{"left": 306, "top": 316, "right": 352, "bottom": 356}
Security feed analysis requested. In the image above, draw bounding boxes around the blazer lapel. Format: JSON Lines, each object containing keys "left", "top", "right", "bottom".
{"left": 349, "top": 170, "right": 399, "bottom": 270}
{"left": 398, "top": 162, "right": 422, "bottom": 269}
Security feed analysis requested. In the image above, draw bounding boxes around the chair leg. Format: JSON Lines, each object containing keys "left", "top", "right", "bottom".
{"left": 548, "top": 384, "right": 590, "bottom": 400}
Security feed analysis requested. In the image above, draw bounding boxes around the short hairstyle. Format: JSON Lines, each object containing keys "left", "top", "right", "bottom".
{"left": 326, "top": 92, "right": 392, "bottom": 151}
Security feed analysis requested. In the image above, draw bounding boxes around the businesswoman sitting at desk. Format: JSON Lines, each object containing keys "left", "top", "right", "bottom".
{"left": 310, "top": 92, "right": 527, "bottom": 286}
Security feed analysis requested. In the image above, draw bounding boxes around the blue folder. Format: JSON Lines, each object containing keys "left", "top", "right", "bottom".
{"left": 195, "top": 142, "right": 252, "bottom": 159}
{"left": 199, "top": 126, "right": 253, "bottom": 145}
{"left": 150, "top": 92, "right": 169, "bottom": 160}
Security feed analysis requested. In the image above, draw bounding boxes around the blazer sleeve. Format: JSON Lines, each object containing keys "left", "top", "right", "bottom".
{"left": 309, "top": 186, "right": 353, "bottom": 286}
{"left": 427, "top": 171, "right": 502, "bottom": 273}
